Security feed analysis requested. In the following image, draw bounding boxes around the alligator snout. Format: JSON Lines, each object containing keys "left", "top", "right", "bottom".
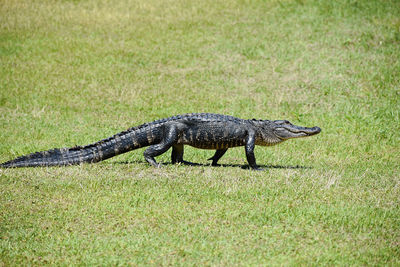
{"left": 304, "top": 126, "right": 321, "bottom": 136}
{"left": 310, "top": 126, "right": 321, "bottom": 134}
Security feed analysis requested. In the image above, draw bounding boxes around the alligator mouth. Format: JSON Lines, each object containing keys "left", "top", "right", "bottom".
{"left": 274, "top": 126, "right": 321, "bottom": 140}
{"left": 300, "top": 126, "right": 321, "bottom": 136}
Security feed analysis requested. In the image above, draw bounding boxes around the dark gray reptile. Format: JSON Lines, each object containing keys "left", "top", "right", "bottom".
{"left": 0, "top": 113, "right": 321, "bottom": 170}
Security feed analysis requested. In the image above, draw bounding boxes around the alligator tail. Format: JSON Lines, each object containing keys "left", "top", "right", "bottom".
{"left": 0, "top": 124, "right": 158, "bottom": 168}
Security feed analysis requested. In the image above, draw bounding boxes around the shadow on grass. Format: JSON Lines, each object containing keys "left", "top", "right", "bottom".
{"left": 106, "top": 160, "right": 311, "bottom": 170}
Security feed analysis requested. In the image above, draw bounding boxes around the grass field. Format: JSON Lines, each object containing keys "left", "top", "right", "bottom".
{"left": 0, "top": 0, "right": 399, "bottom": 265}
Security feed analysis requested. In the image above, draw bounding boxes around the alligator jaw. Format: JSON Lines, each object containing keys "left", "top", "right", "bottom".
{"left": 273, "top": 123, "right": 321, "bottom": 140}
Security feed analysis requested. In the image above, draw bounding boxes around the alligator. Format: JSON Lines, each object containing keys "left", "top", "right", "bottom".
{"left": 0, "top": 113, "right": 321, "bottom": 170}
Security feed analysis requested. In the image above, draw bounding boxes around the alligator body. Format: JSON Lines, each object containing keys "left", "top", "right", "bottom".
{"left": 0, "top": 113, "right": 321, "bottom": 170}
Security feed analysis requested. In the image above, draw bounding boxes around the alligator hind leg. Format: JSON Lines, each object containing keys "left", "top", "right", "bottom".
{"left": 171, "top": 144, "right": 184, "bottom": 164}
{"left": 144, "top": 126, "right": 178, "bottom": 167}
{"left": 144, "top": 143, "right": 173, "bottom": 167}
{"left": 171, "top": 144, "right": 195, "bottom": 165}
{"left": 208, "top": 148, "right": 228, "bottom": 166}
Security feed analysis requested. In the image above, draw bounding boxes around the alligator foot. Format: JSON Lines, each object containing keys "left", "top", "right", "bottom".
{"left": 174, "top": 160, "right": 198, "bottom": 166}
{"left": 211, "top": 163, "right": 221, "bottom": 167}
{"left": 240, "top": 165, "right": 264, "bottom": 171}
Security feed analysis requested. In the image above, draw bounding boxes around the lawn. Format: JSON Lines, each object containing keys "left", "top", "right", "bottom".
{"left": 0, "top": 0, "right": 399, "bottom": 265}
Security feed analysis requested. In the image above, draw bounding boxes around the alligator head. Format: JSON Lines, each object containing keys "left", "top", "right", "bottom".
{"left": 253, "top": 119, "right": 321, "bottom": 146}
{"left": 273, "top": 120, "right": 321, "bottom": 140}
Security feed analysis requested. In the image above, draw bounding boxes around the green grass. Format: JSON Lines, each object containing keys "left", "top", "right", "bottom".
{"left": 0, "top": 0, "right": 399, "bottom": 265}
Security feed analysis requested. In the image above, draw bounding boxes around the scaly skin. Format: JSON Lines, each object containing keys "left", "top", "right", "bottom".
{"left": 0, "top": 113, "right": 321, "bottom": 170}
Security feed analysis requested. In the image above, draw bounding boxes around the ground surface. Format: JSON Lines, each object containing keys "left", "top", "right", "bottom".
{"left": 0, "top": 0, "right": 399, "bottom": 265}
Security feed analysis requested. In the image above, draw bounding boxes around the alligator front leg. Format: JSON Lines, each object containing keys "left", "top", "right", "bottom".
{"left": 245, "top": 131, "right": 262, "bottom": 170}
